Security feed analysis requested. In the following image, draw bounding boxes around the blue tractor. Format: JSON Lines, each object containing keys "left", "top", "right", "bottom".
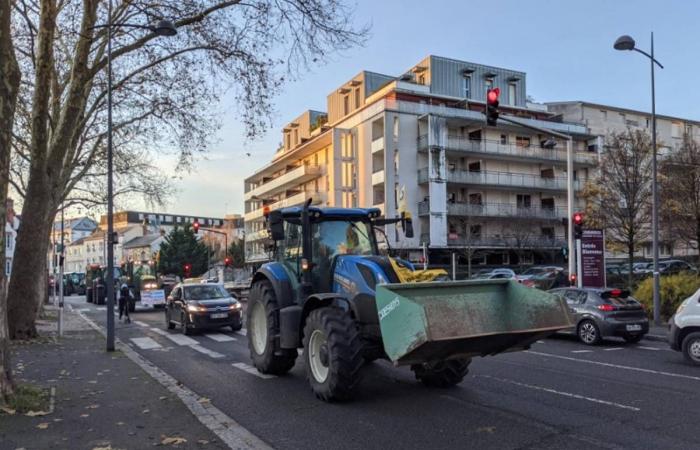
{"left": 247, "top": 200, "right": 572, "bottom": 401}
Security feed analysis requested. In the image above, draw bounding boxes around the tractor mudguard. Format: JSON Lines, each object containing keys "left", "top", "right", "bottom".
{"left": 279, "top": 305, "right": 302, "bottom": 349}
{"left": 252, "top": 263, "right": 295, "bottom": 308}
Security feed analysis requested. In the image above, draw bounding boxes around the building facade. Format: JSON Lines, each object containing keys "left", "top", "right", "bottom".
{"left": 546, "top": 101, "right": 700, "bottom": 259}
{"left": 244, "top": 55, "right": 597, "bottom": 267}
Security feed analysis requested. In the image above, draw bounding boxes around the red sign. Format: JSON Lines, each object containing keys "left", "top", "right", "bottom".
{"left": 581, "top": 229, "right": 605, "bottom": 288}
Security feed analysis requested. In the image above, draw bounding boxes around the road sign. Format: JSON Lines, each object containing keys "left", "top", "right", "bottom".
{"left": 581, "top": 229, "right": 605, "bottom": 288}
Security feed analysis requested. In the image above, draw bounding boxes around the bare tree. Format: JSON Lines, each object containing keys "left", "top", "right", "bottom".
{"left": 7, "top": 0, "right": 368, "bottom": 339}
{"left": 503, "top": 224, "right": 536, "bottom": 271}
{"left": 582, "top": 129, "right": 653, "bottom": 287}
{"left": 0, "top": 0, "right": 22, "bottom": 404}
{"left": 660, "top": 134, "right": 700, "bottom": 262}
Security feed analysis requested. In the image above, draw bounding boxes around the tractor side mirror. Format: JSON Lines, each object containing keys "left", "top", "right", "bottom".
{"left": 401, "top": 212, "right": 414, "bottom": 238}
{"left": 268, "top": 210, "right": 285, "bottom": 241}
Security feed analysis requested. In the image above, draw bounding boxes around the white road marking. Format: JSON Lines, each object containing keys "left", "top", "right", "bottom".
{"left": 165, "top": 334, "right": 199, "bottom": 346}
{"left": 96, "top": 307, "right": 106, "bottom": 311}
{"left": 190, "top": 344, "right": 225, "bottom": 359}
{"left": 604, "top": 347, "right": 624, "bottom": 351}
{"left": 480, "top": 375, "right": 640, "bottom": 411}
{"left": 536, "top": 340, "right": 545, "bottom": 344}
{"left": 133, "top": 320, "right": 149, "bottom": 327}
{"left": 150, "top": 328, "right": 170, "bottom": 336}
{"left": 527, "top": 350, "right": 700, "bottom": 382}
{"left": 130, "top": 337, "right": 162, "bottom": 350}
{"left": 638, "top": 346, "right": 660, "bottom": 351}
{"left": 232, "top": 363, "right": 276, "bottom": 379}
{"left": 236, "top": 328, "right": 247, "bottom": 336}
{"left": 571, "top": 350, "right": 593, "bottom": 353}
{"left": 76, "top": 308, "right": 90, "bottom": 313}
{"left": 204, "top": 333, "right": 236, "bottom": 342}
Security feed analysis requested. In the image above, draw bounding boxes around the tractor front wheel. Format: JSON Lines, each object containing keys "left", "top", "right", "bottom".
{"left": 246, "top": 280, "right": 297, "bottom": 375}
{"left": 411, "top": 358, "right": 471, "bottom": 388}
{"left": 303, "top": 307, "right": 363, "bottom": 402}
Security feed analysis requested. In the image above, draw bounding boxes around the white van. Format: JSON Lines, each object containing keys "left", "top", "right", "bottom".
{"left": 668, "top": 289, "right": 700, "bottom": 365}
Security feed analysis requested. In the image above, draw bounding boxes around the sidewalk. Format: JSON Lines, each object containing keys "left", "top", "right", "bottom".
{"left": 1, "top": 306, "right": 227, "bottom": 450}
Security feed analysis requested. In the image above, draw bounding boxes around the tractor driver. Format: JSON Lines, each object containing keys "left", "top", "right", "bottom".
{"left": 337, "top": 224, "right": 363, "bottom": 255}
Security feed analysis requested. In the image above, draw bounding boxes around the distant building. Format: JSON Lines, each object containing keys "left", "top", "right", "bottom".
{"left": 50, "top": 216, "right": 98, "bottom": 247}
{"left": 65, "top": 237, "right": 87, "bottom": 273}
{"left": 5, "top": 198, "right": 19, "bottom": 276}
{"left": 122, "top": 234, "right": 165, "bottom": 263}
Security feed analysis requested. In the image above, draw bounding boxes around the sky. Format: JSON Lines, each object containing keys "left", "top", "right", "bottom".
{"left": 145, "top": 0, "right": 700, "bottom": 219}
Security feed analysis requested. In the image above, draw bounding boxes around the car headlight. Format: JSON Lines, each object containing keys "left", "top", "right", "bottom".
{"left": 186, "top": 304, "right": 205, "bottom": 312}
{"left": 229, "top": 303, "right": 242, "bottom": 311}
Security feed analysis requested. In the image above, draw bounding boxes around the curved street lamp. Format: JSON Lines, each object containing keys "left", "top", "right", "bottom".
{"left": 97, "top": 6, "right": 178, "bottom": 351}
{"left": 614, "top": 33, "right": 664, "bottom": 326}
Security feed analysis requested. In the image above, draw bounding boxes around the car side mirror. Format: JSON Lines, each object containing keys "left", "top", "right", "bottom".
{"left": 268, "top": 210, "right": 285, "bottom": 241}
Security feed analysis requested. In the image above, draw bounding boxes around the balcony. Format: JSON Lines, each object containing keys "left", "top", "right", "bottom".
{"left": 419, "top": 233, "right": 566, "bottom": 248}
{"left": 245, "top": 229, "right": 269, "bottom": 242}
{"left": 372, "top": 169, "right": 385, "bottom": 186}
{"left": 417, "top": 135, "right": 598, "bottom": 166}
{"left": 244, "top": 164, "right": 322, "bottom": 201}
{"left": 371, "top": 137, "right": 384, "bottom": 154}
{"left": 244, "top": 191, "right": 326, "bottom": 222}
{"left": 417, "top": 168, "right": 582, "bottom": 191}
{"left": 418, "top": 201, "right": 567, "bottom": 221}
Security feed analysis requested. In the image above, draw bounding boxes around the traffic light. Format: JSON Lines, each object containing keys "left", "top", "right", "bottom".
{"left": 569, "top": 273, "right": 577, "bottom": 286}
{"left": 224, "top": 256, "right": 232, "bottom": 267}
{"left": 192, "top": 221, "right": 200, "bottom": 234}
{"left": 486, "top": 88, "right": 500, "bottom": 126}
{"left": 573, "top": 212, "right": 584, "bottom": 239}
{"left": 184, "top": 263, "right": 192, "bottom": 277}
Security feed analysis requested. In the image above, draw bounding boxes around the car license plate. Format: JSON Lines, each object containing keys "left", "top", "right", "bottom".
{"left": 626, "top": 324, "right": 642, "bottom": 331}
{"left": 210, "top": 313, "right": 228, "bottom": 319}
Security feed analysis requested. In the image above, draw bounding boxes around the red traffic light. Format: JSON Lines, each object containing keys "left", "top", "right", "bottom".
{"left": 184, "top": 263, "right": 192, "bottom": 271}
{"left": 487, "top": 87, "right": 500, "bottom": 104}
{"left": 192, "top": 221, "right": 200, "bottom": 234}
{"left": 569, "top": 273, "right": 577, "bottom": 285}
{"left": 573, "top": 212, "right": 584, "bottom": 225}
{"left": 224, "top": 256, "right": 232, "bottom": 267}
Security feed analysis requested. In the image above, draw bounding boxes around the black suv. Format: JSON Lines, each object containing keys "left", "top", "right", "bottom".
{"left": 549, "top": 287, "right": 649, "bottom": 345}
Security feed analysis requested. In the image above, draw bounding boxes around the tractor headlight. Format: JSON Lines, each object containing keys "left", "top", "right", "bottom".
{"left": 144, "top": 282, "right": 158, "bottom": 289}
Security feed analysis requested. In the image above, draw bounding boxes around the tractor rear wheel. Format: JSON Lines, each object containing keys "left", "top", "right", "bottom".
{"left": 303, "top": 307, "right": 363, "bottom": 402}
{"left": 246, "top": 280, "right": 297, "bottom": 375}
{"left": 411, "top": 358, "right": 471, "bottom": 388}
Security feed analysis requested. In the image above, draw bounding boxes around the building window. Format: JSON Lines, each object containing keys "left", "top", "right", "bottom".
{"left": 393, "top": 117, "right": 399, "bottom": 141}
{"left": 285, "top": 132, "right": 291, "bottom": 150}
{"left": 468, "top": 161, "right": 481, "bottom": 173}
{"left": 500, "top": 134, "right": 507, "bottom": 145}
{"left": 508, "top": 82, "right": 516, "bottom": 106}
{"left": 515, "top": 136, "right": 531, "bottom": 148}
{"left": 516, "top": 194, "right": 531, "bottom": 208}
{"left": 343, "top": 95, "right": 349, "bottom": 115}
{"left": 463, "top": 76, "right": 471, "bottom": 98}
{"left": 485, "top": 79, "right": 493, "bottom": 90}
{"left": 354, "top": 88, "right": 361, "bottom": 109}
{"left": 541, "top": 227, "right": 555, "bottom": 239}
{"left": 646, "top": 117, "right": 650, "bottom": 128}
{"left": 685, "top": 123, "right": 693, "bottom": 136}
{"left": 469, "top": 225, "right": 482, "bottom": 239}
{"left": 418, "top": 74, "right": 426, "bottom": 85}
{"left": 468, "top": 193, "right": 482, "bottom": 205}
{"left": 672, "top": 122, "right": 682, "bottom": 139}
{"left": 293, "top": 129, "right": 298, "bottom": 146}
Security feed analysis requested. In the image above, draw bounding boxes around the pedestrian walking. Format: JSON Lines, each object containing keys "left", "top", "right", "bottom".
{"left": 118, "top": 282, "right": 132, "bottom": 323}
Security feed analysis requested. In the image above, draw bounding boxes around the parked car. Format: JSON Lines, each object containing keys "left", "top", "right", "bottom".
{"left": 471, "top": 268, "right": 516, "bottom": 280}
{"left": 165, "top": 282, "right": 242, "bottom": 334}
{"left": 548, "top": 287, "right": 649, "bottom": 345}
{"left": 605, "top": 266, "right": 628, "bottom": 289}
{"left": 668, "top": 288, "right": 700, "bottom": 365}
{"left": 518, "top": 266, "right": 566, "bottom": 290}
{"left": 659, "top": 260, "right": 698, "bottom": 276}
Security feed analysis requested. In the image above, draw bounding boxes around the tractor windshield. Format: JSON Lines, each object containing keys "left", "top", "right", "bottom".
{"left": 313, "top": 220, "right": 377, "bottom": 258}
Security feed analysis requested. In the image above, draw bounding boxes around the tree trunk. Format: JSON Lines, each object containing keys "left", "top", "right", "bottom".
{"left": 627, "top": 243, "right": 634, "bottom": 290}
{"left": 0, "top": 0, "right": 22, "bottom": 403}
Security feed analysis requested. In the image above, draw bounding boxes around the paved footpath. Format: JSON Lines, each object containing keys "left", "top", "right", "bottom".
{"left": 0, "top": 305, "right": 243, "bottom": 450}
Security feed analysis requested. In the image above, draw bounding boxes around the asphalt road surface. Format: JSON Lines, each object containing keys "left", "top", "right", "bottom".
{"left": 66, "top": 296, "right": 699, "bottom": 450}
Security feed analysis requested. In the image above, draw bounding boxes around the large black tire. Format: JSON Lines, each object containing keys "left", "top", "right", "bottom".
{"left": 682, "top": 332, "right": 700, "bottom": 366}
{"left": 411, "top": 359, "right": 471, "bottom": 388}
{"left": 577, "top": 319, "right": 602, "bottom": 345}
{"left": 246, "top": 280, "right": 297, "bottom": 375}
{"left": 303, "top": 307, "right": 363, "bottom": 402}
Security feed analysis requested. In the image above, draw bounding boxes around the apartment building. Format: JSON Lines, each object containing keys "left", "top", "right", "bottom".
{"left": 244, "top": 55, "right": 597, "bottom": 266}
{"left": 50, "top": 216, "right": 97, "bottom": 248}
{"left": 547, "top": 101, "right": 700, "bottom": 259}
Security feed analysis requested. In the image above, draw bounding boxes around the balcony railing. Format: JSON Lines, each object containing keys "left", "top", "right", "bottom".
{"left": 417, "top": 135, "right": 598, "bottom": 165}
{"left": 418, "top": 201, "right": 567, "bottom": 221}
{"left": 417, "top": 168, "right": 582, "bottom": 191}
{"left": 371, "top": 137, "right": 384, "bottom": 154}
{"left": 244, "top": 164, "right": 322, "bottom": 201}
{"left": 372, "top": 170, "right": 385, "bottom": 186}
{"left": 244, "top": 191, "right": 325, "bottom": 222}
{"left": 419, "top": 233, "right": 566, "bottom": 248}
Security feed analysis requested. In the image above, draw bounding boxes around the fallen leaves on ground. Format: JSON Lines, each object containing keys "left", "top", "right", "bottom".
{"left": 197, "top": 439, "right": 209, "bottom": 445}
{"left": 0, "top": 406, "right": 16, "bottom": 415}
{"left": 476, "top": 426, "right": 496, "bottom": 434}
{"left": 25, "top": 410, "right": 50, "bottom": 417}
{"left": 142, "top": 409, "right": 150, "bottom": 414}
{"left": 85, "top": 404, "right": 100, "bottom": 409}
{"left": 36, "top": 423, "right": 49, "bottom": 429}
{"left": 80, "top": 414, "right": 90, "bottom": 418}
{"left": 161, "top": 436, "right": 187, "bottom": 446}
{"left": 198, "top": 397, "right": 210, "bottom": 404}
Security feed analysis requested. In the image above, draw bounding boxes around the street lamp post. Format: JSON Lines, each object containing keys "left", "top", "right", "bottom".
{"left": 614, "top": 33, "right": 664, "bottom": 326}
{"left": 99, "top": 2, "right": 177, "bottom": 351}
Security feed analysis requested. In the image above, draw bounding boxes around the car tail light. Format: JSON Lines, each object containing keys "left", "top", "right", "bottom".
{"left": 597, "top": 304, "right": 616, "bottom": 312}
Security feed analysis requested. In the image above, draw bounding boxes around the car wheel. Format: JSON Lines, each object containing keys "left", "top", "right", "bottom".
{"left": 682, "top": 332, "right": 700, "bottom": 366}
{"left": 181, "top": 313, "right": 194, "bottom": 335}
{"left": 623, "top": 334, "right": 643, "bottom": 344}
{"left": 577, "top": 320, "right": 602, "bottom": 345}
{"left": 166, "top": 309, "right": 175, "bottom": 330}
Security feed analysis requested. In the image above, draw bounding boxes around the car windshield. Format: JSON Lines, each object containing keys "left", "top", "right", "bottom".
{"left": 183, "top": 285, "right": 228, "bottom": 300}
{"left": 313, "top": 220, "right": 376, "bottom": 257}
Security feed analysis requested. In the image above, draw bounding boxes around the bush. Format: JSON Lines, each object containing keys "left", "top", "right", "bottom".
{"left": 634, "top": 273, "right": 700, "bottom": 321}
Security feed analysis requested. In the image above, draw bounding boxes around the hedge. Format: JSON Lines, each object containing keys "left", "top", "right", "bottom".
{"left": 633, "top": 273, "right": 700, "bottom": 321}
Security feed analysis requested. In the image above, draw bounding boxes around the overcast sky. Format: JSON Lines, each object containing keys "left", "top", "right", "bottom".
{"left": 144, "top": 0, "right": 700, "bottom": 218}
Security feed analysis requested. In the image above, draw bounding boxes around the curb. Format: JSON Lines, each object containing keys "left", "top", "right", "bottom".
{"left": 75, "top": 310, "right": 272, "bottom": 450}
{"left": 644, "top": 334, "right": 667, "bottom": 343}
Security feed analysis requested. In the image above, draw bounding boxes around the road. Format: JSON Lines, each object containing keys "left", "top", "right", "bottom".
{"left": 66, "top": 296, "right": 699, "bottom": 450}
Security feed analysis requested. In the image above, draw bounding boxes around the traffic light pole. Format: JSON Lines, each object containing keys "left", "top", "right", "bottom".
{"left": 494, "top": 115, "right": 576, "bottom": 283}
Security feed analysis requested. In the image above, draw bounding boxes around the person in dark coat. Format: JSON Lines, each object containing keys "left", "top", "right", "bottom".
{"left": 118, "top": 282, "right": 132, "bottom": 323}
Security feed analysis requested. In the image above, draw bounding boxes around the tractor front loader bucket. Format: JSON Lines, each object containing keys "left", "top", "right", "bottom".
{"left": 375, "top": 279, "right": 573, "bottom": 366}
